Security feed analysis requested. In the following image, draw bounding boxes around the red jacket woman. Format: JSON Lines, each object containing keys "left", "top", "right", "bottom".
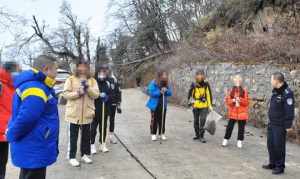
{"left": 225, "top": 87, "right": 249, "bottom": 120}
{"left": 0, "top": 67, "right": 14, "bottom": 141}
{"left": 222, "top": 75, "right": 249, "bottom": 148}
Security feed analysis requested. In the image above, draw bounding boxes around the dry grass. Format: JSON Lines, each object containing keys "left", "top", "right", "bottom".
{"left": 119, "top": 4, "right": 300, "bottom": 144}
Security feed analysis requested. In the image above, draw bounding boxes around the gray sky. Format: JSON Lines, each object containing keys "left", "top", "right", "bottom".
{"left": 0, "top": 0, "right": 114, "bottom": 48}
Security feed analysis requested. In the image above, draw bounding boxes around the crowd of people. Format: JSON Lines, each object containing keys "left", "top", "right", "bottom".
{"left": 147, "top": 68, "right": 295, "bottom": 176}
{"left": 0, "top": 54, "right": 296, "bottom": 179}
{"left": 63, "top": 62, "right": 122, "bottom": 167}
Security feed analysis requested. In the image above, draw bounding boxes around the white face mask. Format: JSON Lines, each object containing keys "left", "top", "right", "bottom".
{"left": 98, "top": 73, "right": 106, "bottom": 80}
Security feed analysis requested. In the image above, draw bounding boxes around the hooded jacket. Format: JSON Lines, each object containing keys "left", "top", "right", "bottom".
{"left": 6, "top": 69, "right": 59, "bottom": 169}
{"left": 0, "top": 68, "right": 14, "bottom": 141}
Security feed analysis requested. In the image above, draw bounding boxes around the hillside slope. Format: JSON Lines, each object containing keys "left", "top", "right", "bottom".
{"left": 119, "top": 0, "right": 300, "bottom": 143}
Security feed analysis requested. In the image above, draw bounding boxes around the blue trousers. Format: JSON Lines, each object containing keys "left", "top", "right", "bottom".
{"left": 267, "top": 124, "right": 287, "bottom": 169}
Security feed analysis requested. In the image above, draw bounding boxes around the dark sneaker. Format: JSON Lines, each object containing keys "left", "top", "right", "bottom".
{"left": 199, "top": 138, "right": 207, "bottom": 143}
{"left": 272, "top": 168, "right": 284, "bottom": 175}
{"left": 193, "top": 136, "right": 200, "bottom": 140}
{"left": 262, "top": 164, "right": 275, "bottom": 170}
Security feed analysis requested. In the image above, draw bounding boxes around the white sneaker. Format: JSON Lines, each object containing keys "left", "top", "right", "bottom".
{"left": 237, "top": 140, "right": 243, "bottom": 148}
{"left": 222, "top": 139, "right": 228, "bottom": 147}
{"left": 151, "top": 135, "right": 157, "bottom": 141}
{"left": 69, "top": 158, "right": 80, "bottom": 167}
{"left": 109, "top": 134, "right": 118, "bottom": 144}
{"left": 81, "top": 155, "right": 93, "bottom": 164}
{"left": 91, "top": 144, "right": 97, "bottom": 155}
{"left": 100, "top": 143, "right": 109, "bottom": 153}
{"left": 161, "top": 135, "right": 167, "bottom": 141}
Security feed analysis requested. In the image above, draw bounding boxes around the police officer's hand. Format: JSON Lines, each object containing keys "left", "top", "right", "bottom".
{"left": 286, "top": 128, "right": 293, "bottom": 133}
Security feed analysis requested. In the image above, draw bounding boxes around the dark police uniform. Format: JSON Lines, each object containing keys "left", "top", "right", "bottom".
{"left": 267, "top": 82, "right": 295, "bottom": 172}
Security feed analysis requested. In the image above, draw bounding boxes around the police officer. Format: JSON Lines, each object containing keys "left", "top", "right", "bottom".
{"left": 263, "top": 72, "right": 295, "bottom": 175}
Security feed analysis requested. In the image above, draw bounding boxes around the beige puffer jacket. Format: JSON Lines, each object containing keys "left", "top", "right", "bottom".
{"left": 63, "top": 75, "right": 100, "bottom": 125}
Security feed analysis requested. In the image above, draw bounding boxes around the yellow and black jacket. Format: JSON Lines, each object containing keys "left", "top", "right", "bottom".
{"left": 188, "top": 81, "right": 213, "bottom": 109}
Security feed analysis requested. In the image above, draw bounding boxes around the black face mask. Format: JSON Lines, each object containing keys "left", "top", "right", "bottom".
{"left": 196, "top": 79, "right": 204, "bottom": 82}
{"left": 196, "top": 80, "right": 206, "bottom": 87}
{"left": 160, "top": 80, "right": 168, "bottom": 87}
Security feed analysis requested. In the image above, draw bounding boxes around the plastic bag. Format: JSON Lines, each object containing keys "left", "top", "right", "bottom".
{"left": 207, "top": 110, "right": 222, "bottom": 122}
{"left": 205, "top": 110, "right": 222, "bottom": 135}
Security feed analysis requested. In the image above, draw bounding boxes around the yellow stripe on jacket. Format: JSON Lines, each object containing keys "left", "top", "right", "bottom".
{"left": 20, "top": 88, "right": 48, "bottom": 102}
{"left": 192, "top": 87, "right": 212, "bottom": 109}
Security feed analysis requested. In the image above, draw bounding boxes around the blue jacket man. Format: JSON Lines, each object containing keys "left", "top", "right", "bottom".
{"left": 263, "top": 72, "right": 295, "bottom": 175}
{"left": 6, "top": 55, "right": 59, "bottom": 179}
{"left": 146, "top": 70, "right": 172, "bottom": 141}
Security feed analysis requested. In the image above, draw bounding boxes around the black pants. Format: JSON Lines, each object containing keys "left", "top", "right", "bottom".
{"left": 267, "top": 124, "right": 287, "bottom": 169}
{"left": 0, "top": 142, "right": 8, "bottom": 179}
{"left": 109, "top": 105, "right": 117, "bottom": 133}
{"left": 91, "top": 103, "right": 109, "bottom": 144}
{"left": 150, "top": 105, "right": 167, "bottom": 135}
{"left": 69, "top": 123, "right": 91, "bottom": 159}
{"left": 193, "top": 108, "right": 208, "bottom": 138}
{"left": 224, "top": 119, "right": 246, "bottom": 141}
{"left": 19, "top": 168, "right": 46, "bottom": 179}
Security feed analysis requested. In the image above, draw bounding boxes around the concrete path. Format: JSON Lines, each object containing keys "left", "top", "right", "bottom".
{"left": 6, "top": 88, "right": 300, "bottom": 179}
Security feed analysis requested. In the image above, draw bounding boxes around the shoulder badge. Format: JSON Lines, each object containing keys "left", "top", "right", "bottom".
{"left": 287, "top": 98, "right": 293, "bottom": 105}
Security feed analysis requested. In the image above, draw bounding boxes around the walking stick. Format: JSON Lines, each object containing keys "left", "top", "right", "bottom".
{"left": 160, "top": 92, "right": 165, "bottom": 144}
{"left": 101, "top": 101, "right": 105, "bottom": 146}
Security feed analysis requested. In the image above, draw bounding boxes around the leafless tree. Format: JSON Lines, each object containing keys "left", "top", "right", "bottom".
{"left": 12, "top": 1, "right": 96, "bottom": 67}
{"left": 107, "top": 0, "right": 221, "bottom": 64}
{"left": 0, "top": 7, "right": 25, "bottom": 31}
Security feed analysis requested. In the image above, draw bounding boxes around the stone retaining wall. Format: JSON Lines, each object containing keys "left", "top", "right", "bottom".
{"left": 168, "top": 62, "right": 300, "bottom": 127}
